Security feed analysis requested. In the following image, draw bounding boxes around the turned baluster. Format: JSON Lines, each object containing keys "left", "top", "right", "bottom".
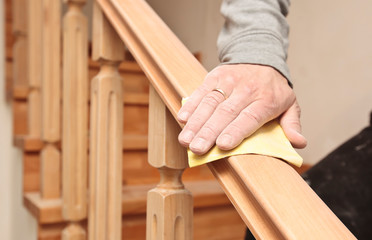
{"left": 88, "top": 2, "right": 124, "bottom": 240}
{"left": 27, "top": 0, "right": 42, "bottom": 138}
{"left": 40, "top": 0, "right": 61, "bottom": 199}
{"left": 147, "top": 86, "right": 193, "bottom": 240}
{"left": 12, "top": 0, "right": 28, "bottom": 96}
{"left": 61, "top": 0, "right": 88, "bottom": 239}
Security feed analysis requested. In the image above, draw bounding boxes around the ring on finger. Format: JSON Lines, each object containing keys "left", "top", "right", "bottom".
{"left": 212, "top": 88, "right": 228, "bottom": 100}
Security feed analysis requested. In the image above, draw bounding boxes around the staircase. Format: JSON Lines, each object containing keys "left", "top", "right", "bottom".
{"left": 6, "top": 0, "right": 356, "bottom": 239}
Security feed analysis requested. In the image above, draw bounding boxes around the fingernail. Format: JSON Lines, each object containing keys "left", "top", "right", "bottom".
{"left": 218, "top": 134, "right": 233, "bottom": 148}
{"left": 292, "top": 129, "right": 304, "bottom": 138}
{"left": 180, "top": 130, "right": 194, "bottom": 144}
{"left": 178, "top": 111, "right": 190, "bottom": 121}
{"left": 190, "top": 138, "right": 207, "bottom": 154}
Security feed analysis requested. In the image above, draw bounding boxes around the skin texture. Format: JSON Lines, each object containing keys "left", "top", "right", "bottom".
{"left": 177, "top": 64, "right": 307, "bottom": 155}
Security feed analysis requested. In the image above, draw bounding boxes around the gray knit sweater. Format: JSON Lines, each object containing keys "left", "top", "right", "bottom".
{"left": 217, "top": 0, "right": 291, "bottom": 81}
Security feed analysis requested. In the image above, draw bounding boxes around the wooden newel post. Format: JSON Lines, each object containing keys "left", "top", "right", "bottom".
{"left": 147, "top": 86, "right": 193, "bottom": 240}
{"left": 88, "top": 2, "right": 124, "bottom": 240}
{"left": 61, "top": 0, "right": 88, "bottom": 239}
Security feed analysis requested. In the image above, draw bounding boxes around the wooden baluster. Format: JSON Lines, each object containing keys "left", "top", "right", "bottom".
{"left": 147, "top": 86, "right": 193, "bottom": 240}
{"left": 40, "top": 0, "right": 61, "bottom": 199}
{"left": 28, "top": 0, "right": 42, "bottom": 138}
{"left": 12, "top": 0, "right": 28, "bottom": 96}
{"left": 61, "top": 0, "right": 88, "bottom": 239}
{"left": 88, "top": 2, "right": 124, "bottom": 240}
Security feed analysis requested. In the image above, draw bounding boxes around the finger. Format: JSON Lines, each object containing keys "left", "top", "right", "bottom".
{"left": 177, "top": 83, "right": 214, "bottom": 123}
{"left": 216, "top": 101, "right": 273, "bottom": 150}
{"left": 177, "top": 67, "right": 234, "bottom": 123}
{"left": 280, "top": 102, "right": 307, "bottom": 149}
{"left": 188, "top": 92, "right": 251, "bottom": 155}
{"left": 178, "top": 90, "right": 225, "bottom": 147}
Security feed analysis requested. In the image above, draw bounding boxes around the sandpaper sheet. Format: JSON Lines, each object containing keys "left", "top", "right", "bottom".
{"left": 187, "top": 119, "right": 303, "bottom": 168}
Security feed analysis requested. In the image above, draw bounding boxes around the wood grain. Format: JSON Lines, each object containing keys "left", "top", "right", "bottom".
{"left": 12, "top": 0, "right": 28, "bottom": 94}
{"left": 40, "top": 145, "right": 61, "bottom": 199}
{"left": 28, "top": 0, "right": 42, "bottom": 138}
{"left": 89, "top": 3, "right": 124, "bottom": 240}
{"left": 147, "top": 86, "right": 192, "bottom": 240}
{"left": 98, "top": 1, "right": 357, "bottom": 238}
{"left": 61, "top": 1, "right": 89, "bottom": 239}
{"left": 41, "top": 0, "right": 61, "bottom": 142}
{"left": 209, "top": 156, "right": 356, "bottom": 239}
{"left": 62, "top": 0, "right": 88, "bottom": 222}
{"left": 39, "top": 0, "right": 62, "bottom": 201}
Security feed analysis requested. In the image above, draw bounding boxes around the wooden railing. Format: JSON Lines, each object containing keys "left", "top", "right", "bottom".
{"left": 8, "top": 0, "right": 356, "bottom": 239}
{"left": 97, "top": 0, "right": 356, "bottom": 239}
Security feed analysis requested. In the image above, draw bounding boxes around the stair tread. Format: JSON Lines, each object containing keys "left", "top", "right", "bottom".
{"left": 15, "top": 134, "right": 148, "bottom": 152}
{"left": 24, "top": 180, "right": 230, "bottom": 224}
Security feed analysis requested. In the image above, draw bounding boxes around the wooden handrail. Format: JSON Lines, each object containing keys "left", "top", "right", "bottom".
{"left": 97, "top": 0, "right": 204, "bottom": 119}
{"left": 98, "top": 0, "right": 356, "bottom": 239}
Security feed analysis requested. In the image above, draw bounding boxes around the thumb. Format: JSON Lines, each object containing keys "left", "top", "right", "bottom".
{"left": 280, "top": 101, "right": 307, "bottom": 149}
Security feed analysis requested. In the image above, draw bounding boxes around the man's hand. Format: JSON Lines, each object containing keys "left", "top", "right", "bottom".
{"left": 177, "top": 64, "right": 307, "bottom": 155}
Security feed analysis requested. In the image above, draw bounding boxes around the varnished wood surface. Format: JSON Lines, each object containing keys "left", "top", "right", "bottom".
{"left": 33, "top": 204, "right": 245, "bottom": 240}
{"left": 27, "top": 0, "right": 42, "bottom": 138}
{"left": 97, "top": 0, "right": 204, "bottom": 120}
{"left": 61, "top": 1, "right": 89, "bottom": 239}
{"left": 41, "top": 0, "right": 61, "bottom": 143}
{"left": 7, "top": 0, "right": 246, "bottom": 239}
{"left": 24, "top": 180, "right": 231, "bottom": 224}
{"left": 62, "top": 0, "right": 89, "bottom": 222}
{"left": 40, "top": 145, "right": 61, "bottom": 199}
{"left": 7, "top": 0, "right": 356, "bottom": 238}
{"left": 147, "top": 86, "right": 192, "bottom": 240}
{"left": 12, "top": 0, "right": 28, "bottom": 98}
{"left": 99, "top": 0, "right": 356, "bottom": 238}
{"left": 88, "top": 3, "right": 124, "bottom": 239}
{"left": 39, "top": 0, "right": 62, "bottom": 202}
{"left": 209, "top": 155, "right": 356, "bottom": 239}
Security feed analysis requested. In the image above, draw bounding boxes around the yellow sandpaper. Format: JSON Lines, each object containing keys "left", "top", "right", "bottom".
{"left": 187, "top": 119, "right": 303, "bottom": 168}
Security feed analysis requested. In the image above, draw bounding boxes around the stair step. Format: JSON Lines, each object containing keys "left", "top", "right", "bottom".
{"left": 24, "top": 180, "right": 230, "bottom": 224}
{"left": 14, "top": 134, "right": 148, "bottom": 152}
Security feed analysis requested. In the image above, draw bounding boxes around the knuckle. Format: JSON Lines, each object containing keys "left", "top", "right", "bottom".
{"left": 291, "top": 120, "right": 302, "bottom": 129}
{"left": 186, "top": 118, "right": 203, "bottom": 130}
{"left": 226, "top": 124, "right": 242, "bottom": 136}
{"left": 223, "top": 74, "right": 238, "bottom": 86}
{"left": 241, "top": 85, "right": 254, "bottom": 96}
{"left": 218, "top": 102, "right": 240, "bottom": 117}
{"left": 240, "top": 108, "right": 262, "bottom": 125}
{"left": 202, "top": 93, "right": 222, "bottom": 107}
{"left": 294, "top": 103, "right": 302, "bottom": 117}
{"left": 264, "top": 99, "right": 279, "bottom": 113}
{"left": 200, "top": 124, "right": 218, "bottom": 137}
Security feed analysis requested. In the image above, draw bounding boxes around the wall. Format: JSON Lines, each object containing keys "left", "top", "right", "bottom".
{"left": 146, "top": 0, "right": 224, "bottom": 71}
{"left": 0, "top": 0, "right": 37, "bottom": 239}
{"left": 148, "top": 0, "right": 372, "bottom": 165}
{"left": 288, "top": 0, "right": 372, "bottom": 163}
{"left": 0, "top": 0, "right": 11, "bottom": 238}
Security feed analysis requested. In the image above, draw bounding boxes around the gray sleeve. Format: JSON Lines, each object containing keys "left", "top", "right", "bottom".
{"left": 217, "top": 0, "right": 291, "bottom": 82}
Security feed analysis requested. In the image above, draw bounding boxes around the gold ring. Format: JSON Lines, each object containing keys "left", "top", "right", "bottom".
{"left": 212, "top": 88, "right": 228, "bottom": 100}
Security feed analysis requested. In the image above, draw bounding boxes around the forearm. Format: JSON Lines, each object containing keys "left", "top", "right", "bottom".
{"left": 218, "top": 0, "right": 291, "bottom": 81}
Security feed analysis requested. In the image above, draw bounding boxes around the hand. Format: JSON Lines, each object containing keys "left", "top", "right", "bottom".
{"left": 177, "top": 64, "right": 307, "bottom": 155}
